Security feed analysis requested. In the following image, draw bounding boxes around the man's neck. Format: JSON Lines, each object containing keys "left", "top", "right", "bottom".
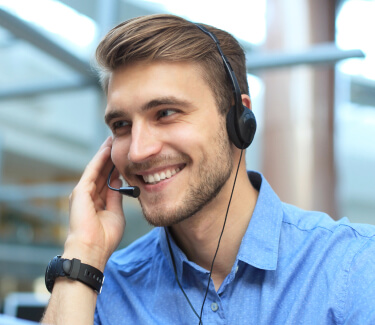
{"left": 169, "top": 166, "right": 258, "bottom": 290}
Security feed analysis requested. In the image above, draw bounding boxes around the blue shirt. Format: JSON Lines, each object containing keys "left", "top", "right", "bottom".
{"left": 95, "top": 172, "right": 375, "bottom": 324}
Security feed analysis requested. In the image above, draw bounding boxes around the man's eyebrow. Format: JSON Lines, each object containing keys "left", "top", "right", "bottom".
{"left": 105, "top": 97, "right": 191, "bottom": 125}
{"left": 104, "top": 110, "right": 128, "bottom": 125}
{"left": 141, "top": 96, "right": 191, "bottom": 111}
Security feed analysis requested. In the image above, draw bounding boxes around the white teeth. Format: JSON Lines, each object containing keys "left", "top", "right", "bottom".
{"left": 142, "top": 167, "right": 181, "bottom": 184}
{"left": 154, "top": 173, "right": 160, "bottom": 182}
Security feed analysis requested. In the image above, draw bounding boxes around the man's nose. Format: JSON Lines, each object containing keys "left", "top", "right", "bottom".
{"left": 127, "top": 121, "right": 162, "bottom": 163}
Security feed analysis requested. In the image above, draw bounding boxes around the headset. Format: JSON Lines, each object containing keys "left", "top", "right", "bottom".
{"left": 106, "top": 22, "right": 257, "bottom": 325}
{"left": 195, "top": 24, "right": 257, "bottom": 150}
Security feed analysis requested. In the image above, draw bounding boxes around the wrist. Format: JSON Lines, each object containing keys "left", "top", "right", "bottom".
{"left": 63, "top": 236, "right": 110, "bottom": 272}
{"left": 45, "top": 256, "right": 104, "bottom": 294}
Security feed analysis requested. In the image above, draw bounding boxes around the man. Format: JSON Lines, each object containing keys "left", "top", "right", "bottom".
{"left": 42, "top": 14, "right": 375, "bottom": 324}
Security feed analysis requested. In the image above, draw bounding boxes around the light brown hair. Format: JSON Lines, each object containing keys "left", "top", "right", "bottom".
{"left": 95, "top": 14, "right": 249, "bottom": 114}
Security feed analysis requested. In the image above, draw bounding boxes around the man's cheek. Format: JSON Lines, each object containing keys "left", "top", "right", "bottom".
{"left": 110, "top": 141, "right": 128, "bottom": 166}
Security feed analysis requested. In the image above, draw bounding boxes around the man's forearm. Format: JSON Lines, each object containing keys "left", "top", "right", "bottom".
{"left": 42, "top": 277, "right": 98, "bottom": 325}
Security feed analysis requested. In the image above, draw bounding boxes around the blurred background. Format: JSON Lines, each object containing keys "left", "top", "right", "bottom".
{"left": 0, "top": 0, "right": 374, "bottom": 321}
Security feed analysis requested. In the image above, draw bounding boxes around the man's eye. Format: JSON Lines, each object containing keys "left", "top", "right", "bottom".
{"left": 112, "top": 120, "right": 129, "bottom": 130}
{"left": 158, "top": 109, "right": 177, "bottom": 118}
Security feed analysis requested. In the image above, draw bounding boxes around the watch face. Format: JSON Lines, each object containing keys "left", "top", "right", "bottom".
{"left": 45, "top": 256, "right": 60, "bottom": 293}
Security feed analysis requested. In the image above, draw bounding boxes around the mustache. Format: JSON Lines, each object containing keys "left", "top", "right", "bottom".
{"left": 124, "top": 153, "right": 191, "bottom": 175}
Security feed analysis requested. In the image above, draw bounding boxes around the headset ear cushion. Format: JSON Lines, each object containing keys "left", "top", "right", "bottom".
{"left": 226, "top": 106, "right": 244, "bottom": 149}
{"left": 226, "top": 105, "right": 257, "bottom": 149}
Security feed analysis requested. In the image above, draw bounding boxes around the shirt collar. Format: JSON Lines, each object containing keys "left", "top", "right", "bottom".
{"left": 160, "top": 226, "right": 185, "bottom": 280}
{"left": 159, "top": 171, "right": 283, "bottom": 277}
{"left": 236, "top": 171, "right": 283, "bottom": 270}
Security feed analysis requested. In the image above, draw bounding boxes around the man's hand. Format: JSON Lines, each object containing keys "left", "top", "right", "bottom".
{"left": 63, "top": 136, "right": 125, "bottom": 271}
{"left": 42, "top": 137, "right": 125, "bottom": 325}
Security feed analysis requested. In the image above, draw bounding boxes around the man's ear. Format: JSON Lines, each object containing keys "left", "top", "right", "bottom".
{"left": 241, "top": 94, "right": 252, "bottom": 110}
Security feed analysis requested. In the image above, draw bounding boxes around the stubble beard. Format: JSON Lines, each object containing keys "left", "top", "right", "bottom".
{"left": 139, "top": 123, "right": 234, "bottom": 227}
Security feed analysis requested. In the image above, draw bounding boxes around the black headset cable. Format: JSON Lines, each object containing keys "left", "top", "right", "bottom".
{"left": 198, "top": 146, "right": 245, "bottom": 325}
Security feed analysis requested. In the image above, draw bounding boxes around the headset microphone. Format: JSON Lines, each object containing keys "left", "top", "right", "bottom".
{"left": 107, "top": 165, "right": 140, "bottom": 198}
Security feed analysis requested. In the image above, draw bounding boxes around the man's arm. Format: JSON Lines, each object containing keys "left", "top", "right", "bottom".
{"left": 337, "top": 236, "right": 375, "bottom": 324}
{"left": 42, "top": 137, "right": 125, "bottom": 325}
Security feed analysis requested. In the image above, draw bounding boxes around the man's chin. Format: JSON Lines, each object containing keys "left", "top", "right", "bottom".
{"left": 142, "top": 212, "right": 178, "bottom": 228}
{"left": 140, "top": 201, "right": 171, "bottom": 227}
{"left": 141, "top": 203, "right": 190, "bottom": 227}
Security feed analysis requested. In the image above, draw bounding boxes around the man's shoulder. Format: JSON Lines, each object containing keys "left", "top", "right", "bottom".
{"left": 281, "top": 202, "right": 375, "bottom": 238}
{"left": 279, "top": 202, "right": 375, "bottom": 275}
{"left": 106, "top": 227, "right": 162, "bottom": 272}
{"left": 279, "top": 203, "right": 375, "bottom": 280}
{"left": 274, "top": 204, "right": 375, "bottom": 323}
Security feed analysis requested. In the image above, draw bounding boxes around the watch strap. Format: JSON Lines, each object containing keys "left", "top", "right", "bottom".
{"left": 62, "top": 258, "right": 104, "bottom": 293}
{"left": 46, "top": 256, "right": 104, "bottom": 294}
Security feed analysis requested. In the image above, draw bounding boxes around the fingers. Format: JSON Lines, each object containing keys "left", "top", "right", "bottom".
{"left": 98, "top": 136, "right": 112, "bottom": 151}
{"left": 65, "top": 137, "right": 126, "bottom": 267}
{"left": 73, "top": 137, "right": 125, "bottom": 218}
{"left": 79, "top": 137, "right": 112, "bottom": 190}
{"left": 106, "top": 176, "right": 125, "bottom": 217}
{"left": 95, "top": 167, "right": 120, "bottom": 210}
{"left": 96, "top": 160, "right": 117, "bottom": 196}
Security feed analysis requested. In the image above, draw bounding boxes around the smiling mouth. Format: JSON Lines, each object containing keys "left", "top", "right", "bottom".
{"left": 139, "top": 165, "right": 184, "bottom": 185}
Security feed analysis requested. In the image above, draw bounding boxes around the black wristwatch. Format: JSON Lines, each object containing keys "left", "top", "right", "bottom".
{"left": 45, "top": 256, "right": 104, "bottom": 294}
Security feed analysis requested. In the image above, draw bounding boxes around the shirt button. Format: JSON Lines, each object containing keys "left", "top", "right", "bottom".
{"left": 235, "top": 265, "right": 239, "bottom": 273}
{"left": 211, "top": 302, "right": 219, "bottom": 312}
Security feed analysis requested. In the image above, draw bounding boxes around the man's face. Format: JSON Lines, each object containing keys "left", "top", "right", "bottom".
{"left": 105, "top": 61, "right": 234, "bottom": 226}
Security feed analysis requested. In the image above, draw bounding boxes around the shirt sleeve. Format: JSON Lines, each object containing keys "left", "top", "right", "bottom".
{"left": 341, "top": 236, "right": 375, "bottom": 324}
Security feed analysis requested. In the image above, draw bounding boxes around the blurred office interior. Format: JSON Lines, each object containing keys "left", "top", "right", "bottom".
{"left": 0, "top": 0, "right": 374, "bottom": 320}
